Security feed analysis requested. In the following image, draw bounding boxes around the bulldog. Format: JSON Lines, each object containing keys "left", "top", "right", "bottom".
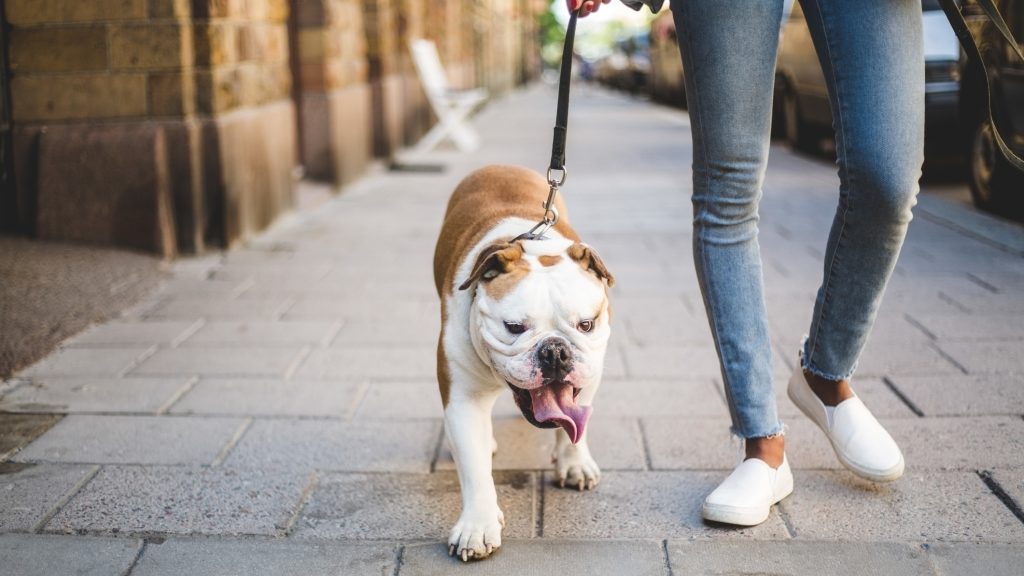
{"left": 433, "top": 165, "right": 614, "bottom": 561}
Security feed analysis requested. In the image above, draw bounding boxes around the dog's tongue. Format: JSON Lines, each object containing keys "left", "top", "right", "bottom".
{"left": 530, "top": 382, "right": 592, "bottom": 444}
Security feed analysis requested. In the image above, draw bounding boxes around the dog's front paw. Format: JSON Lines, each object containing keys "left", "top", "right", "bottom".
{"left": 552, "top": 441, "right": 601, "bottom": 491}
{"left": 448, "top": 505, "right": 505, "bottom": 562}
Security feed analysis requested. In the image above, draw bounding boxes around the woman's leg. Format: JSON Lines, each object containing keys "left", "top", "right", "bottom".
{"left": 671, "top": 0, "right": 786, "bottom": 445}
{"left": 798, "top": 0, "right": 925, "bottom": 383}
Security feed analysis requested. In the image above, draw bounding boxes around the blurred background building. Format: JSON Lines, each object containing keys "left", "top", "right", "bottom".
{"left": 0, "top": 0, "right": 546, "bottom": 257}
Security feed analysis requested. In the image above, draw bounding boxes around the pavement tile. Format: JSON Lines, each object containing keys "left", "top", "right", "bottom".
{"left": 400, "top": 540, "right": 669, "bottom": 576}
{"left": 0, "top": 377, "right": 191, "bottom": 414}
{"left": 21, "top": 348, "right": 151, "bottom": 377}
{"left": 284, "top": 298, "right": 438, "bottom": 321}
{"left": 927, "top": 543, "right": 1024, "bottom": 576}
{"left": 988, "top": 469, "right": 1024, "bottom": 512}
{"left": 0, "top": 463, "right": 94, "bottom": 531}
{"left": 225, "top": 419, "right": 440, "bottom": 473}
{"left": 668, "top": 540, "right": 932, "bottom": 575}
{"left": 14, "top": 415, "right": 243, "bottom": 465}
{"left": 132, "top": 538, "right": 397, "bottom": 576}
{"left": 0, "top": 533, "right": 142, "bottom": 576}
{"left": 65, "top": 321, "right": 198, "bottom": 347}
{"left": 330, "top": 317, "right": 439, "bottom": 346}
{"left": 355, "top": 381, "right": 445, "bottom": 419}
{"left": 938, "top": 341, "right": 1024, "bottom": 374}
{"left": 937, "top": 291, "right": 1024, "bottom": 314}
{"left": 436, "top": 416, "right": 646, "bottom": 472}
{"left": 593, "top": 378, "right": 729, "bottom": 418}
{"left": 854, "top": 340, "right": 963, "bottom": 377}
{"left": 541, "top": 471, "right": 790, "bottom": 539}
{"left": 181, "top": 321, "right": 337, "bottom": 347}
{"left": 294, "top": 471, "right": 536, "bottom": 539}
{"left": 887, "top": 374, "right": 1024, "bottom": 416}
{"left": 294, "top": 347, "right": 434, "bottom": 380}
{"left": 131, "top": 348, "right": 303, "bottom": 377}
{"left": 170, "top": 378, "right": 363, "bottom": 417}
{"left": 780, "top": 471, "right": 1024, "bottom": 541}
{"left": 145, "top": 297, "right": 292, "bottom": 320}
{"left": 908, "top": 312, "right": 1024, "bottom": 341}
{"left": 619, "top": 345, "right": 723, "bottom": 380}
{"left": 46, "top": 466, "right": 310, "bottom": 536}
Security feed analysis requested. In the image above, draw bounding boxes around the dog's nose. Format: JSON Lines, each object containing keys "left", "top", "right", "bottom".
{"left": 537, "top": 337, "right": 573, "bottom": 380}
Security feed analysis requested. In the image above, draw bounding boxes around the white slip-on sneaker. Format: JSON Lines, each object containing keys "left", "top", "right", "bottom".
{"left": 788, "top": 368, "right": 905, "bottom": 482}
{"left": 702, "top": 455, "right": 794, "bottom": 527}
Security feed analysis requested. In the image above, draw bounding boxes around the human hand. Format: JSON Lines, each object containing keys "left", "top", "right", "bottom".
{"left": 566, "top": 0, "right": 612, "bottom": 17}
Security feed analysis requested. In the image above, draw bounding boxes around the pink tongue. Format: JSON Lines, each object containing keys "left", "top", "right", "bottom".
{"left": 530, "top": 382, "right": 592, "bottom": 444}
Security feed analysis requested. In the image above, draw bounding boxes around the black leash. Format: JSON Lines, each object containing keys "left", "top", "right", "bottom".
{"left": 939, "top": 0, "right": 1024, "bottom": 172}
{"left": 515, "top": 9, "right": 580, "bottom": 242}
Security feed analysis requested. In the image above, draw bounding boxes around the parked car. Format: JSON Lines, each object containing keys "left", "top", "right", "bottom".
{"left": 648, "top": 11, "right": 687, "bottom": 108}
{"left": 960, "top": 0, "right": 1024, "bottom": 215}
{"left": 595, "top": 32, "right": 651, "bottom": 95}
{"left": 773, "top": 0, "right": 962, "bottom": 156}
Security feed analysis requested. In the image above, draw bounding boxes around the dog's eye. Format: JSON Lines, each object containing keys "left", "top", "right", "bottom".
{"left": 504, "top": 322, "right": 527, "bottom": 335}
{"left": 577, "top": 320, "right": 594, "bottom": 333}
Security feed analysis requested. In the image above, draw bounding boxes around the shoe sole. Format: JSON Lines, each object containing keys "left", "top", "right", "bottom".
{"left": 787, "top": 374, "right": 905, "bottom": 483}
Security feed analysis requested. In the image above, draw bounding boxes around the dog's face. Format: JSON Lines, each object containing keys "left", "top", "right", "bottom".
{"left": 459, "top": 237, "right": 614, "bottom": 444}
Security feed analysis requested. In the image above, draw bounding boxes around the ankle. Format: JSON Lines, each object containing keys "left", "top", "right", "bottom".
{"left": 745, "top": 435, "right": 785, "bottom": 469}
{"left": 803, "top": 368, "right": 854, "bottom": 407}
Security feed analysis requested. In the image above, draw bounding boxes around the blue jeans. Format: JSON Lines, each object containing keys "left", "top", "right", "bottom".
{"left": 671, "top": 0, "right": 924, "bottom": 438}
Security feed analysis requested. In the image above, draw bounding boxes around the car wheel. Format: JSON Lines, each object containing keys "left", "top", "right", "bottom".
{"left": 783, "top": 85, "right": 819, "bottom": 154}
{"left": 969, "top": 119, "right": 1024, "bottom": 215}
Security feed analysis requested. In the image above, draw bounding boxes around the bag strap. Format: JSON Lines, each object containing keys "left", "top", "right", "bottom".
{"left": 939, "top": 0, "right": 1024, "bottom": 171}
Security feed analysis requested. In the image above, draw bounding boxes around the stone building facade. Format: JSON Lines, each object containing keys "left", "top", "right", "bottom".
{"left": 0, "top": 0, "right": 543, "bottom": 256}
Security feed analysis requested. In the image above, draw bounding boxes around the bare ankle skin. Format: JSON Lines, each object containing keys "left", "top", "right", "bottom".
{"left": 745, "top": 435, "right": 785, "bottom": 469}
{"left": 803, "top": 369, "right": 855, "bottom": 407}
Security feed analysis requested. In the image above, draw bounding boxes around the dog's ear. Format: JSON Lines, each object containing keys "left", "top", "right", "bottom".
{"left": 459, "top": 242, "right": 525, "bottom": 290}
{"left": 568, "top": 242, "right": 615, "bottom": 287}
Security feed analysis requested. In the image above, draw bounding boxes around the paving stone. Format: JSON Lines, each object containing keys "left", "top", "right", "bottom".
{"left": 0, "top": 413, "right": 62, "bottom": 459}
{"left": 620, "top": 345, "right": 723, "bottom": 380}
{"left": 855, "top": 341, "right": 962, "bottom": 377}
{"left": 400, "top": 539, "right": 669, "bottom": 576}
{"left": 668, "top": 540, "right": 932, "bottom": 575}
{"left": 181, "top": 321, "right": 337, "bottom": 347}
{"left": 284, "top": 298, "right": 438, "bottom": 321}
{"left": 354, "top": 381, "right": 445, "bottom": 419}
{"left": 0, "top": 533, "right": 142, "bottom": 576}
{"left": 592, "top": 378, "right": 728, "bottom": 418}
{"left": 294, "top": 347, "right": 434, "bottom": 380}
{"left": 294, "top": 471, "right": 535, "bottom": 540}
{"left": 132, "top": 538, "right": 397, "bottom": 576}
{"left": 937, "top": 290, "right": 1023, "bottom": 314}
{"left": 66, "top": 321, "right": 198, "bottom": 347}
{"left": 927, "top": 543, "right": 1024, "bottom": 576}
{"left": 46, "top": 466, "right": 310, "bottom": 536}
{"left": 14, "top": 415, "right": 243, "bottom": 465}
{"left": 330, "top": 317, "right": 438, "bottom": 346}
{"left": 145, "top": 297, "right": 292, "bottom": 320}
{"left": 170, "top": 378, "right": 363, "bottom": 417}
{"left": 908, "top": 312, "right": 1024, "bottom": 341}
{"left": 22, "top": 348, "right": 150, "bottom": 377}
{"left": 888, "top": 375, "right": 1024, "bottom": 416}
{"left": 436, "top": 416, "right": 646, "bottom": 472}
{"left": 225, "top": 419, "right": 440, "bottom": 473}
{"left": 541, "top": 471, "right": 790, "bottom": 539}
{"left": 622, "top": 314, "right": 714, "bottom": 346}
{"left": 938, "top": 341, "right": 1024, "bottom": 374}
{"left": 131, "top": 348, "right": 303, "bottom": 377}
{"left": 0, "top": 377, "right": 191, "bottom": 413}
{"left": 0, "top": 463, "right": 94, "bottom": 531}
{"left": 780, "top": 471, "right": 1024, "bottom": 541}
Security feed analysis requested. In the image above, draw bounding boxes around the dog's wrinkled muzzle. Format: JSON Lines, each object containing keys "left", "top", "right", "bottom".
{"left": 510, "top": 380, "right": 591, "bottom": 444}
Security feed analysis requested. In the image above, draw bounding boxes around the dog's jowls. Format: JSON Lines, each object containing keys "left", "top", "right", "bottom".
{"left": 433, "top": 165, "right": 614, "bottom": 561}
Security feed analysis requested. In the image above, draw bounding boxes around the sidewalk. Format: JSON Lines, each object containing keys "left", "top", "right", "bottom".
{"left": 2, "top": 84, "right": 1023, "bottom": 575}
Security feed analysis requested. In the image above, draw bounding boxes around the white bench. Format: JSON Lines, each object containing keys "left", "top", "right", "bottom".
{"left": 409, "top": 39, "right": 488, "bottom": 153}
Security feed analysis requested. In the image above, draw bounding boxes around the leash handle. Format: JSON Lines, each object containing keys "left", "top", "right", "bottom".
{"left": 550, "top": 9, "right": 580, "bottom": 173}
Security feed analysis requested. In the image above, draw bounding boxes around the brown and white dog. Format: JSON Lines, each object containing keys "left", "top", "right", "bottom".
{"left": 434, "top": 165, "right": 614, "bottom": 561}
